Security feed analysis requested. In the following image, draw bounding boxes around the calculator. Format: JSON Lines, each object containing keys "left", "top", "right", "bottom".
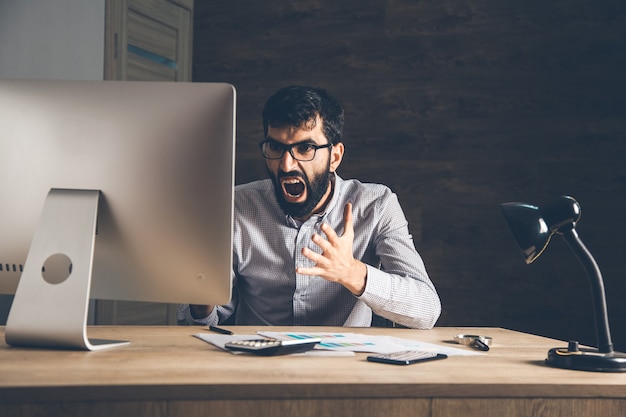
{"left": 224, "top": 338, "right": 321, "bottom": 356}
{"left": 367, "top": 350, "right": 448, "bottom": 365}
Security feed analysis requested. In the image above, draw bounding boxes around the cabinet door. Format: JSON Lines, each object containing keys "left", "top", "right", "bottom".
{"left": 104, "top": 0, "right": 193, "bottom": 81}
{"left": 96, "top": 0, "right": 193, "bottom": 325}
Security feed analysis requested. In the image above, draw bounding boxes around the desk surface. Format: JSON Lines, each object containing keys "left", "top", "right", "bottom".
{"left": 1, "top": 326, "right": 625, "bottom": 417}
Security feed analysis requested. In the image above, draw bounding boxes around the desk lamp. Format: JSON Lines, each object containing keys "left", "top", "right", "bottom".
{"left": 501, "top": 195, "right": 626, "bottom": 372}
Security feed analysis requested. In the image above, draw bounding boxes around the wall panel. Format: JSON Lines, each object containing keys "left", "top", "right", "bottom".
{"left": 192, "top": 0, "right": 626, "bottom": 350}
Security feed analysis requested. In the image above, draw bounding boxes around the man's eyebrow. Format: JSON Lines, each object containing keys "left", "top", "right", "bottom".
{"left": 265, "top": 136, "right": 317, "bottom": 145}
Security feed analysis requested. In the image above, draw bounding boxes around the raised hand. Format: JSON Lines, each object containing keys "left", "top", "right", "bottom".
{"left": 296, "top": 203, "right": 367, "bottom": 295}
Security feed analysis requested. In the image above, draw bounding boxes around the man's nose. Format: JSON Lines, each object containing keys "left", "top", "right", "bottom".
{"left": 279, "top": 149, "right": 298, "bottom": 171}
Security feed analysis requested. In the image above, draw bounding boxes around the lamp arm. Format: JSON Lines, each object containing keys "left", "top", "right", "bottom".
{"left": 560, "top": 228, "right": 614, "bottom": 354}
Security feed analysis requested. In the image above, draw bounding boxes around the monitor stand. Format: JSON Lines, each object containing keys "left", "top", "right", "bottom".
{"left": 5, "top": 189, "right": 129, "bottom": 350}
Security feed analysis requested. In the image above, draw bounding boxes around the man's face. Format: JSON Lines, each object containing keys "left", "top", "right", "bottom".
{"left": 265, "top": 117, "right": 343, "bottom": 220}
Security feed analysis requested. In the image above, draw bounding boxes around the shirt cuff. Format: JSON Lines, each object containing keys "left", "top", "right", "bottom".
{"left": 357, "top": 265, "right": 391, "bottom": 305}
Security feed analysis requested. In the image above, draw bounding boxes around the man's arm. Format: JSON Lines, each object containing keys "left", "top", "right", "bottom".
{"left": 297, "top": 203, "right": 368, "bottom": 295}
{"left": 298, "top": 199, "right": 441, "bottom": 329}
{"left": 190, "top": 304, "right": 213, "bottom": 319}
{"left": 176, "top": 304, "right": 218, "bottom": 325}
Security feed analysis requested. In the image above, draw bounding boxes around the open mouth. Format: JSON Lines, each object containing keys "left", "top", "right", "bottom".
{"left": 281, "top": 177, "right": 306, "bottom": 198}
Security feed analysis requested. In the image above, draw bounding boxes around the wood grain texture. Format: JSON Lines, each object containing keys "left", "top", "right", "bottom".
{"left": 192, "top": 0, "right": 626, "bottom": 351}
{"left": 1, "top": 326, "right": 625, "bottom": 417}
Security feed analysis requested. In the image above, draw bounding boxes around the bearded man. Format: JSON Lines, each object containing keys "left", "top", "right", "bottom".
{"left": 178, "top": 85, "right": 440, "bottom": 329}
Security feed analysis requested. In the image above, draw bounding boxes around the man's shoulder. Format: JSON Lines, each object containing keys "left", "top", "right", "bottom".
{"left": 235, "top": 179, "right": 272, "bottom": 192}
{"left": 234, "top": 179, "right": 275, "bottom": 206}
{"left": 337, "top": 177, "right": 394, "bottom": 199}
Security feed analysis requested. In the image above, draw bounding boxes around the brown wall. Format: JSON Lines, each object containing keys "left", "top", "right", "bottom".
{"left": 192, "top": 1, "right": 626, "bottom": 350}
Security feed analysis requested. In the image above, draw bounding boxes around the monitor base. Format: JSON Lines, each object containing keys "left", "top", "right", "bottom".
{"left": 5, "top": 189, "right": 129, "bottom": 351}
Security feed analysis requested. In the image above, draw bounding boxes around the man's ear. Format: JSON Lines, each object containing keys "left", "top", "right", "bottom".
{"left": 330, "top": 142, "right": 344, "bottom": 173}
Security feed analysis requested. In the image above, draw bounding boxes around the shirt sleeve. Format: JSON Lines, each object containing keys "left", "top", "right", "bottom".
{"left": 356, "top": 192, "right": 441, "bottom": 329}
{"left": 176, "top": 304, "right": 219, "bottom": 326}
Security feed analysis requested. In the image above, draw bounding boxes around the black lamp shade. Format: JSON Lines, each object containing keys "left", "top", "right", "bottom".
{"left": 500, "top": 196, "right": 581, "bottom": 264}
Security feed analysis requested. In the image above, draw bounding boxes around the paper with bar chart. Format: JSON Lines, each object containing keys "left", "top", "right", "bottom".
{"left": 257, "top": 331, "right": 481, "bottom": 356}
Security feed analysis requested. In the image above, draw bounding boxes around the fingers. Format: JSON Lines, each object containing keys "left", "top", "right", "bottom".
{"left": 343, "top": 202, "right": 354, "bottom": 236}
{"left": 301, "top": 245, "right": 326, "bottom": 264}
{"left": 298, "top": 202, "right": 355, "bottom": 277}
{"left": 310, "top": 232, "right": 333, "bottom": 253}
{"left": 296, "top": 202, "right": 366, "bottom": 293}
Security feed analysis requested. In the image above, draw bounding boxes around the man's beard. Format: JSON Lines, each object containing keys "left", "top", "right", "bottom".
{"left": 268, "top": 166, "right": 332, "bottom": 219}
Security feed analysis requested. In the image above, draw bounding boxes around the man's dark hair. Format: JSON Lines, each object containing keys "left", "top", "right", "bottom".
{"left": 262, "top": 85, "right": 344, "bottom": 145}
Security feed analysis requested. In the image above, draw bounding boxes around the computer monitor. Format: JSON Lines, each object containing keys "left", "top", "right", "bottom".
{"left": 0, "top": 80, "right": 236, "bottom": 350}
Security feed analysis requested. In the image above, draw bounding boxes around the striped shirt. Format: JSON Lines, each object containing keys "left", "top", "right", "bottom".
{"left": 177, "top": 174, "right": 441, "bottom": 328}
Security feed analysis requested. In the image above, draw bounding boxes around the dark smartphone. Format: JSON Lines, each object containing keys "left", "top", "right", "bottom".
{"left": 367, "top": 350, "right": 448, "bottom": 365}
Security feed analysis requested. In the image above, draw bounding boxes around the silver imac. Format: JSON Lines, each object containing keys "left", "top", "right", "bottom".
{"left": 0, "top": 80, "right": 236, "bottom": 350}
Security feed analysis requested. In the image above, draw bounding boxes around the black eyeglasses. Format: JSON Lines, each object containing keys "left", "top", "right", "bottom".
{"left": 259, "top": 139, "right": 332, "bottom": 161}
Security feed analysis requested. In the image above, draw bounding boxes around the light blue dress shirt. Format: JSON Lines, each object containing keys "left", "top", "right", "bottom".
{"left": 178, "top": 174, "right": 441, "bottom": 329}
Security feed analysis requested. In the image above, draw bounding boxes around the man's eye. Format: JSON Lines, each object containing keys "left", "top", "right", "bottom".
{"left": 268, "top": 142, "right": 283, "bottom": 151}
{"left": 295, "top": 144, "right": 315, "bottom": 153}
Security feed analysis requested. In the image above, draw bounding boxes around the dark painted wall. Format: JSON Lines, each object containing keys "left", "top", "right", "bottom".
{"left": 192, "top": 0, "right": 626, "bottom": 350}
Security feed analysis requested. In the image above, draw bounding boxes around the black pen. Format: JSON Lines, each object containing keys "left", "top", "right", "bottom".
{"left": 209, "top": 325, "right": 233, "bottom": 335}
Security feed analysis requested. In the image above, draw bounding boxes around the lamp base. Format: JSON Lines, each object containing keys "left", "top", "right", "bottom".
{"left": 546, "top": 346, "right": 626, "bottom": 372}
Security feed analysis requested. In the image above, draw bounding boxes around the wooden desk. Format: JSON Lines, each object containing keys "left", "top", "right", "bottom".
{"left": 1, "top": 326, "right": 625, "bottom": 417}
